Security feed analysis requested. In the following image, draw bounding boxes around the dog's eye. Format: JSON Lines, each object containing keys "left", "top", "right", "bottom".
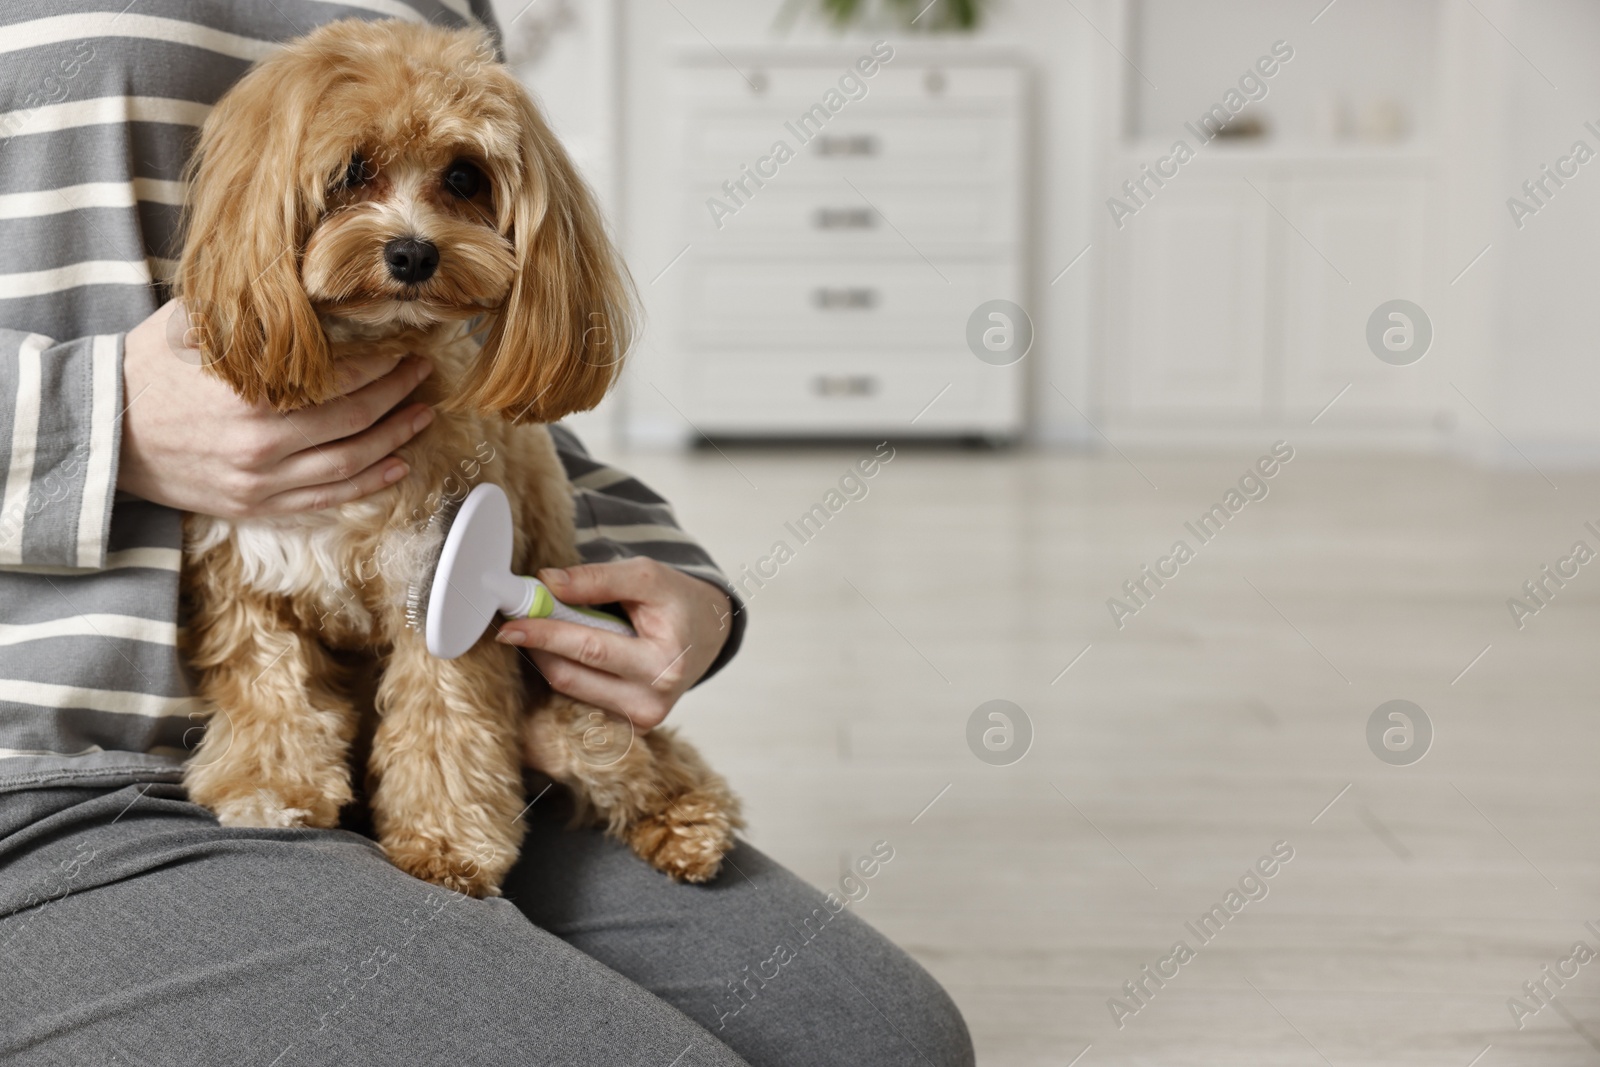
{"left": 344, "top": 153, "right": 373, "bottom": 188}
{"left": 444, "top": 161, "right": 485, "bottom": 200}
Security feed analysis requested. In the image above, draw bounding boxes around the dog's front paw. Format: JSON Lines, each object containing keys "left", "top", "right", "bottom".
{"left": 214, "top": 790, "right": 316, "bottom": 829}
{"left": 382, "top": 834, "right": 507, "bottom": 898}
{"left": 190, "top": 761, "right": 351, "bottom": 830}
{"left": 625, "top": 790, "right": 737, "bottom": 884}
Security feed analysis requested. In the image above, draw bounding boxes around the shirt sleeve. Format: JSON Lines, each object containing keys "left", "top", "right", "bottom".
{"left": 549, "top": 424, "right": 746, "bottom": 684}
{"left": 0, "top": 329, "right": 123, "bottom": 569}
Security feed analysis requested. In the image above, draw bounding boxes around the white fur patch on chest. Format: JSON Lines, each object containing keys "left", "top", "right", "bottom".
{"left": 193, "top": 501, "right": 396, "bottom": 637}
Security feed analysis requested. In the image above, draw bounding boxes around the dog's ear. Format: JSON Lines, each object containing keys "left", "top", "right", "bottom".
{"left": 455, "top": 84, "right": 635, "bottom": 423}
{"left": 176, "top": 55, "right": 334, "bottom": 411}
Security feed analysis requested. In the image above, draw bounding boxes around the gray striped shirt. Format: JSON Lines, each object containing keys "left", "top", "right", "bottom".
{"left": 0, "top": 1, "right": 742, "bottom": 794}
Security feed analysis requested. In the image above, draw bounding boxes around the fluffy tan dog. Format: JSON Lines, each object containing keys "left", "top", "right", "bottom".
{"left": 175, "top": 18, "right": 739, "bottom": 897}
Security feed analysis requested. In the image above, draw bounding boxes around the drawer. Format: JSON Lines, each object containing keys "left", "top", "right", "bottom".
{"left": 679, "top": 62, "right": 1026, "bottom": 108}
{"left": 684, "top": 113, "right": 1019, "bottom": 185}
{"left": 691, "top": 180, "right": 1018, "bottom": 250}
{"left": 685, "top": 351, "right": 1022, "bottom": 435}
{"left": 684, "top": 259, "right": 1017, "bottom": 350}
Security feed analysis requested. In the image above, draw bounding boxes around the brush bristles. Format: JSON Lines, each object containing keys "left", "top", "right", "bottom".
{"left": 398, "top": 503, "right": 453, "bottom": 633}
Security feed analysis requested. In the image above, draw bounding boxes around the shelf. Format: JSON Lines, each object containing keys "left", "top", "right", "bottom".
{"left": 1116, "top": 138, "right": 1437, "bottom": 165}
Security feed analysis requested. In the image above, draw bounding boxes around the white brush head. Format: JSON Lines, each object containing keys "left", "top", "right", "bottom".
{"left": 425, "top": 483, "right": 519, "bottom": 659}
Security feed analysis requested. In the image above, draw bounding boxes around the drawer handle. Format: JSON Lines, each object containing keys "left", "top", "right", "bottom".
{"left": 813, "top": 374, "right": 879, "bottom": 398}
{"left": 815, "top": 134, "right": 879, "bottom": 157}
{"left": 812, "top": 287, "right": 878, "bottom": 310}
{"left": 814, "top": 207, "right": 878, "bottom": 230}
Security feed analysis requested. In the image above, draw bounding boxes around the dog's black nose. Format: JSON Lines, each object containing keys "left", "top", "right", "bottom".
{"left": 384, "top": 237, "right": 439, "bottom": 285}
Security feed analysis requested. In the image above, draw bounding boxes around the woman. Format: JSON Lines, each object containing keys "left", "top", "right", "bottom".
{"left": 0, "top": 3, "right": 973, "bottom": 1064}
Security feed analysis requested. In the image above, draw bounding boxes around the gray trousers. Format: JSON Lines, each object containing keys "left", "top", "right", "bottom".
{"left": 0, "top": 782, "right": 972, "bottom": 1067}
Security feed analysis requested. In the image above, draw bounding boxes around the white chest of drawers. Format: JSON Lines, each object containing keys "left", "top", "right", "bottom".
{"left": 671, "top": 49, "right": 1028, "bottom": 440}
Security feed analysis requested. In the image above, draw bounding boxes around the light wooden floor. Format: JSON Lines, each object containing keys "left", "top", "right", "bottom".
{"left": 616, "top": 444, "right": 1600, "bottom": 1067}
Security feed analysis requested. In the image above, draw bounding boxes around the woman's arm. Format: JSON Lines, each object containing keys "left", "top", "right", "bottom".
{"left": 0, "top": 329, "right": 120, "bottom": 568}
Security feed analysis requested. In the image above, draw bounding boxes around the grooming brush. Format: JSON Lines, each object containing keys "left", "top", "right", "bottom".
{"left": 405, "top": 482, "right": 635, "bottom": 659}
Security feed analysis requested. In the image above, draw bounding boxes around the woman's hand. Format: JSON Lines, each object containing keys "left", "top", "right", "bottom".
{"left": 496, "top": 558, "right": 734, "bottom": 730}
{"left": 118, "top": 301, "right": 436, "bottom": 517}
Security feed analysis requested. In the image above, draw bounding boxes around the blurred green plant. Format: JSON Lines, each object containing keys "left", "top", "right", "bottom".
{"left": 777, "top": 0, "right": 986, "bottom": 32}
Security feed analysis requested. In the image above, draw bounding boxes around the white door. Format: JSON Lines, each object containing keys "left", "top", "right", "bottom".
{"left": 1110, "top": 179, "right": 1273, "bottom": 415}
{"left": 1280, "top": 176, "right": 1433, "bottom": 415}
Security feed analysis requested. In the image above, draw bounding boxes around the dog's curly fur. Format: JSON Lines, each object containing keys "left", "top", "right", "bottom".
{"left": 175, "top": 18, "right": 740, "bottom": 897}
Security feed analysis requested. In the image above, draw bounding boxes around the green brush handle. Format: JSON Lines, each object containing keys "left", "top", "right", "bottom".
{"left": 515, "top": 577, "right": 635, "bottom": 637}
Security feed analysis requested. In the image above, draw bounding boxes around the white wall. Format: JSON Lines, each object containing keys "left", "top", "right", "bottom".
{"left": 1131, "top": 0, "right": 1440, "bottom": 146}
{"left": 1488, "top": 0, "right": 1600, "bottom": 464}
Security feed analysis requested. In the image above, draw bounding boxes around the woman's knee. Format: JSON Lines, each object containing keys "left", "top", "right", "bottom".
{"left": 704, "top": 908, "right": 972, "bottom": 1066}
{"left": 875, "top": 942, "right": 974, "bottom": 1067}
{"left": 494, "top": 817, "right": 974, "bottom": 1067}
{"left": 818, "top": 914, "right": 974, "bottom": 1067}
